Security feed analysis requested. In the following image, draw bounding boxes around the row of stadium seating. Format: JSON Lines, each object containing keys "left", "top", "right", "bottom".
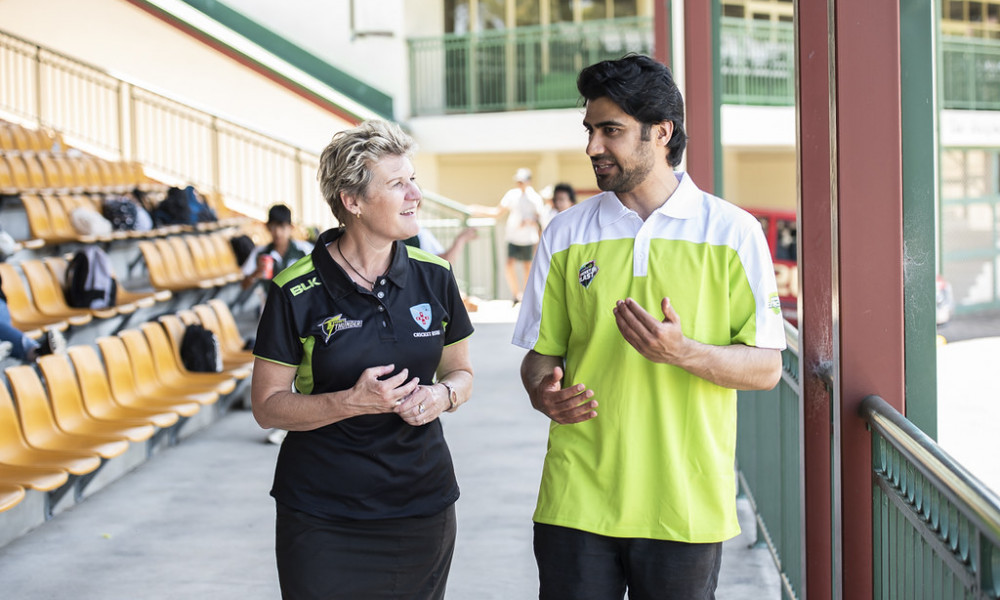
{"left": 0, "top": 151, "right": 151, "bottom": 197}
{"left": 0, "top": 299, "right": 254, "bottom": 514}
{"left": 0, "top": 122, "right": 63, "bottom": 154}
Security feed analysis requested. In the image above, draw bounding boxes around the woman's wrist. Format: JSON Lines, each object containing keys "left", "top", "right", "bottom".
{"left": 439, "top": 381, "right": 458, "bottom": 412}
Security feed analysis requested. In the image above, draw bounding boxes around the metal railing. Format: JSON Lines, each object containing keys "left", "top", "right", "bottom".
{"left": 408, "top": 17, "right": 654, "bottom": 115}
{"left": 735, "top": 320, "right": 803, "bottom": 599}
{"left": 720, "top": 17, "right": 795, "bottom": 106}
{"left": 0, "top": 27, "right": 330, "bottom": 228}
{"left": 941, "top": 35, "right": 1000, "bottom": 111}
{"left": 863, "top": 394, "right": 1000, "bottom": 599}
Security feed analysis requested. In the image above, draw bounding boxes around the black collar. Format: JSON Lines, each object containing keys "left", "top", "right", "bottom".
{"left": 311, "top": 228, "right": 410, "bottom": 299}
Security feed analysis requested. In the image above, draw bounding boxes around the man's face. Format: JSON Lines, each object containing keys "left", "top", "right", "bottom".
{"left": 267, "top": 222, "right": 293, "bottom": 247}
{"left": 583, "top": 97, "right": 660, "bottom": 194}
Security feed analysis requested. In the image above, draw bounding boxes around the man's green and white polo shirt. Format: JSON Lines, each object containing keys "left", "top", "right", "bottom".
{"left": 512, "top": 172, "right": 786, "bottom": 543}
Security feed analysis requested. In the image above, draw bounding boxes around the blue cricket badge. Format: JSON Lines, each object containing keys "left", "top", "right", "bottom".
{"left": 578, "top": 260, "right": 599, "bottom": 289}
{"left": 410, "top": 303, "right": 432, "bottom": 331}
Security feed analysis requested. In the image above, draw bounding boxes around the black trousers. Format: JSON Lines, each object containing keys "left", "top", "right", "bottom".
{"left": 275, "top": 503, "right": 456, "bottom": 600}
{"left": 534, "top": 523, "right": 723, "bottom": 600}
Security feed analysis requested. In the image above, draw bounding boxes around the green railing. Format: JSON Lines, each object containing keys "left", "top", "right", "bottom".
{"left": 940, "top": 35, "right": 1000, "bottom": 111}
{"left": 863, "top": 394, "right": 1000, "bottom": 599}
{"left": 736, "top": 321, "right": 803, "bottom": 599}
{"left": 410, "top": 18, "right": 1000, "bottom": 115}
{"left": 408, "top": 17, "right": 653, "bottom": 115}
{"left": 720, "top": 17, "right": 795, "bottom": 106}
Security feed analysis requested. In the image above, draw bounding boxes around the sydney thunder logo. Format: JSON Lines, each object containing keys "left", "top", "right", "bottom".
{"left": 319, "top": 314, "right": 362, "bottom": 343}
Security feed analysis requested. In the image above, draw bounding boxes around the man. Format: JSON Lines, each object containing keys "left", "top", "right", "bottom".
{"left": 498, "top": 167, "right": 544, "bottom": 304}
{"left": 241, "top": 204, "right": 313, "bottom": 290}
{"left": 512, "top": 54, "right": 786, "bottom": 599}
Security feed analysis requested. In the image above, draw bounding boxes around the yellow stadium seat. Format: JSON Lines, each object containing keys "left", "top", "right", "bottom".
{"left": 5, "top": 365, "right": 129, "bottom": 459}
{"left": 95, "top": 336, "right": 202, "bottom": 418}
{"left": 0, "top": 381, "right": 101, "bottom": 476}
{"left": 119, "top": 328, "right": 230, "bottom": 398}
{"left": 0, "top": 464, "right": 67, "bottom": 493}
{"left": 140, "top": 321, "right": 241, "bottom": 389}
{"left": 0, "top": 484, "right": 25, "bottom": 513}
{"left": 68, "top": 345, "right": 179, "bottom": 429}
{"left": 18, "top": 258, "right": 98, "bottom": 325}
{"left": 36, "top": 354, "right": 156, "bottom": 443}
{"left": 0, "top": 261, "right": 69, "bottom": 335}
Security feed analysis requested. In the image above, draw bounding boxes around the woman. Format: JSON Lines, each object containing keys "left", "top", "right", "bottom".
{"left": 250, "top": 120, "right": 474, "bottom": 599}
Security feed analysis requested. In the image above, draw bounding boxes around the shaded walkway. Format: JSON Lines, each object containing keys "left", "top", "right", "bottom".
{"left": 0, "top": 319, "right": 778, "bottom": 598}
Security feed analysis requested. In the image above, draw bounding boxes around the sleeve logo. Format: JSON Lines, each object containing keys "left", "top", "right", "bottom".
{"left": 578, "top": 260, "right": 599, "bottom": 289}
{"left": 767, "top": 292, "right": 781, "bottom": 315}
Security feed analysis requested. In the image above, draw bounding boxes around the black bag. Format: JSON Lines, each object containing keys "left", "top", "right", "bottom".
{"left": 65, "top": 246, "right": 118, "bottom": 309}
{"left": 152, "top": 187, "right": 192, "bottom": 226}
{"left": 102, "top": 197, "right": 139, "bottom": 231}
{"left": 180, "top": 324, "right": 222, "bottom": 373}
{"left": 229, "top": 235, "right": 256, "bottom": 268}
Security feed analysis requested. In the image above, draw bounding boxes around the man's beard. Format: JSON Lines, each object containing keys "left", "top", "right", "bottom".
{"left": 593, "top": 146, "right": 655, "bottom": 194}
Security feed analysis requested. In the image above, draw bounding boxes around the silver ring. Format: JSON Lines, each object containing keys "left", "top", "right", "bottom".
{"left": 419, "top": 403, "right": 425, "bottom": 414}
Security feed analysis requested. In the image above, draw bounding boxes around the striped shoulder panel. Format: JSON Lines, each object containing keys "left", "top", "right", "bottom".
{"left": 405, "top": 244, "right": 450, "bottom": 269}
{"left": 273, "top": 254, "right": 317, "bottom": 287}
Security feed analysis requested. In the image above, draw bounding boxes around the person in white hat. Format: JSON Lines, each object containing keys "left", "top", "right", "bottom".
{"left": 496, "top": 167, "right": 544, "bottom": 304}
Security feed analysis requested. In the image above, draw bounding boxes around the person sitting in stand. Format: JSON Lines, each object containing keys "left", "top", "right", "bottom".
{"left": 242, "top": 204, "right": 314, "bottom": 290}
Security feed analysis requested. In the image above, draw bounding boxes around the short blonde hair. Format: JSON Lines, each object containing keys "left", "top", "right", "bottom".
{"left": 318, "top": 120, "right": 416, "bottom": 225}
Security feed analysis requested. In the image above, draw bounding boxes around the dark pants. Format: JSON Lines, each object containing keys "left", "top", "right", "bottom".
{"left": 275, "top": 503, "right": 456, "bottom": 600}
{"left": 533, "top": 523, "right": 723, "bottom": 600}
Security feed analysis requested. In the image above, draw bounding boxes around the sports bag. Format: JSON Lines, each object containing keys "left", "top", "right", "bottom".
{"left": 102, "top": 197, "right": 139, "bottom": 231}
{"left": 180, "top": 323, "right": 222, "bottom": 373}
{"left": 65, "top": 246, "right": 118, "bottom": 309}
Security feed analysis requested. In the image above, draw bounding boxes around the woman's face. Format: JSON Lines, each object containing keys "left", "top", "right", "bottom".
{"left": 355, "top": 154, "right": 422, "bottom": 241}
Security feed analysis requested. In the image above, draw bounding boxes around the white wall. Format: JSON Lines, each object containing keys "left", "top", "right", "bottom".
{"left": 0, "top": 0, "right": 354, "bottom": 153}
{"left": 234, "top": 0, "right": 421, "bottom": 118}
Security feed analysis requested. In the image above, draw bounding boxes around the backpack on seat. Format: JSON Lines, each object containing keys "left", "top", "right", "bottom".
{"left": 65, "top": 246, "right": 118, "bottom": 309}
{"left": 102, "top": 197, "right": 139, "bottom": 231}
{"left": 180, "top": 323, "right": 222, "bottom": 373}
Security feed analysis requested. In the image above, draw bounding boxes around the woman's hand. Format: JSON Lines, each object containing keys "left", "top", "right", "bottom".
{"left": 351, "top": 365, "right": 420, "bottom": 415}
{"left": 394, "top": 383, "right": 447, "bottom": 427}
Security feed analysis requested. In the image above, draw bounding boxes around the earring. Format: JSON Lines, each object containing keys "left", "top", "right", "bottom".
{"left": 355, "top": 212, "right": 361, "bottom": 219}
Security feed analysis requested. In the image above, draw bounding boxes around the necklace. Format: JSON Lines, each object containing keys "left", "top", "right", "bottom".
{"left": 337, "top": 238, "right": 377, "bottom": 286}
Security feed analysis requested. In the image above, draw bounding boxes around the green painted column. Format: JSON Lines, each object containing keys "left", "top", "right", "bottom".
{"left": 899, "top": 0, "right": 939, "bottom": 440}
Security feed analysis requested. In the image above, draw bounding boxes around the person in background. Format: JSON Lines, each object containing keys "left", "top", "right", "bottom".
{"left": 404, "top": 225, "right": 478, "bottom": 264}
{"left": 551, "top": 182, "right": 577, "bottom": 214}
{"left": 250, "top": 119, "right": 474, "bottom": 600}
{"left": 241, "top": 204, "right": 314, "bottom": 291}
{"left": 541, "top": 182, "right": 578, "bottom": 229}
{"left": 513, "top": 54, "right": 785, "bottom": 599}
{"left": 495, "top": 168, "right": 544, "bottom": 304}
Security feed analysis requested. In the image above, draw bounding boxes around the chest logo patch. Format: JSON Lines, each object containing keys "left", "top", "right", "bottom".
{"left": 410, "top": 303, "right": 433, "bottom": 331}
{"left": 578, "top": 260, "right": 599, "bottom": 289}
{"left": 319, "top": 314, "right": 362, "bottom": 343}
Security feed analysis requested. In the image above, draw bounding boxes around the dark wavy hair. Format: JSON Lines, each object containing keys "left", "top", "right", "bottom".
{"left": 577, "top": 53, "right": 688, "bottom": 167}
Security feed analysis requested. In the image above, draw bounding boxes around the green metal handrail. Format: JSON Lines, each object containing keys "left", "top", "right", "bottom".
{"left": 408, "top": 17, "right": 654, "bottom": 115}
{"left": 941, "top": 35, "right": 1000, "bottom": 111}
{"left": 862, "top": 394, "right": 1000, "bottom": 599}
{"left": 736, "top": 320, "right": 803, "bottom": 600}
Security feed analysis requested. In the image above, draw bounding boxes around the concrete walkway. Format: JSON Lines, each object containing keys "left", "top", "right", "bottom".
{"left": 0, "top": 314, "right": 779, "bottom": 599}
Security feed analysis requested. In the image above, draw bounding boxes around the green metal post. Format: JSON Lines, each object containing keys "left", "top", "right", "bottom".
{"left": 899, "top": 0, "right": 939, "bottom": 440}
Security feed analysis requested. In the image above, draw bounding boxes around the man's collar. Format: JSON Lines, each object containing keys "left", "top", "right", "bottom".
{"left": 598, "top": 171, "right": 699, "bottom": 226}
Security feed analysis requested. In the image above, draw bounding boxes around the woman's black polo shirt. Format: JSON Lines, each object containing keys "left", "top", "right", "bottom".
{"left": 253, "top": 227, "right": 474, "bottom": 521}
